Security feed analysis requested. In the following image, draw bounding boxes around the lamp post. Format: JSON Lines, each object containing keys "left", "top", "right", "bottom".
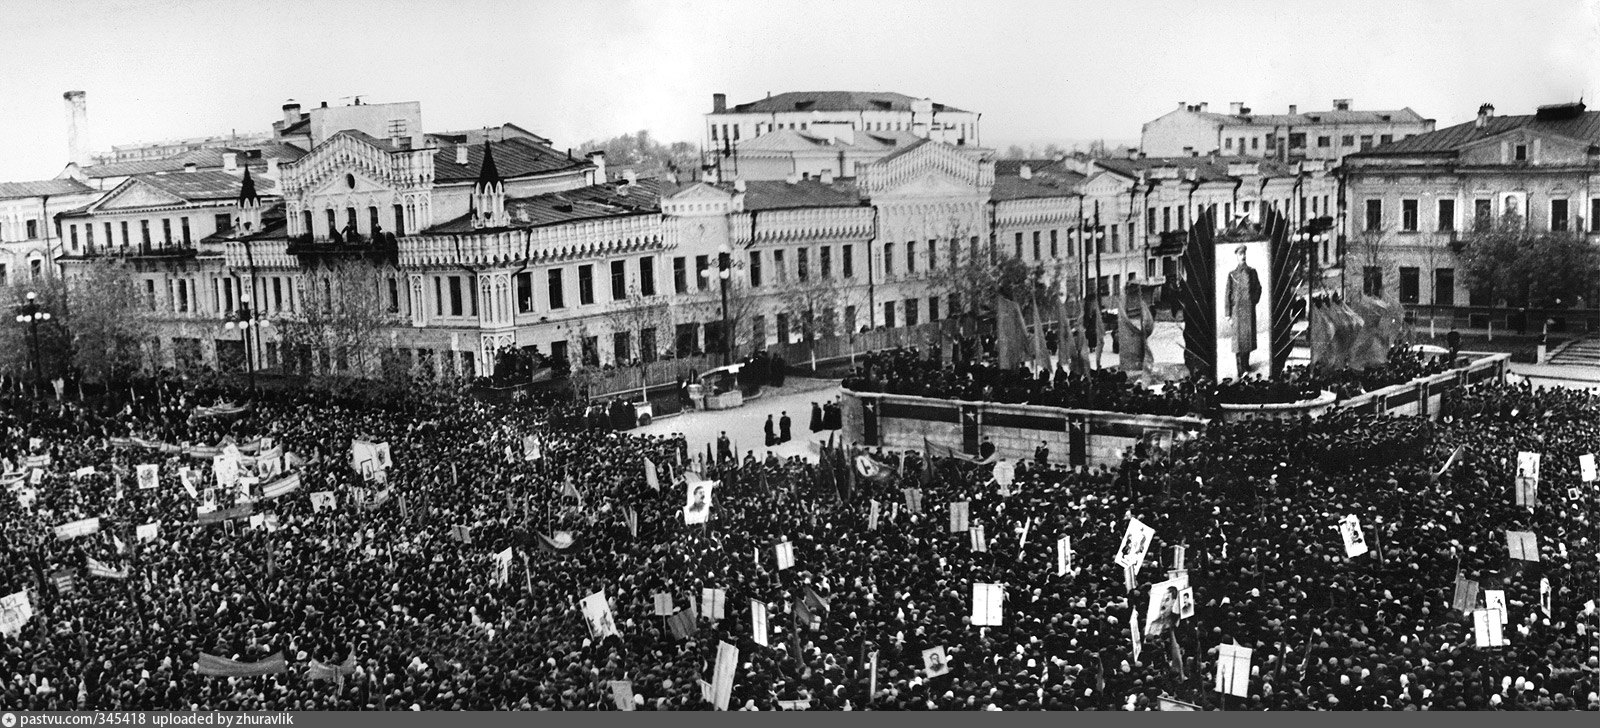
{"left": 1294, "top": 225, "right": 1330, "bottom": 368}
{"left": 699, "top": 243, "right": 733, "bottom": 366}
{"left": 14, "top": 291, "right": 51, "bottom": 396}
{"left": 223, "top": 294, "right": 260, "bottom": 392}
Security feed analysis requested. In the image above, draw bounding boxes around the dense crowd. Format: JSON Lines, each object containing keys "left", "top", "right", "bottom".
{"left": 1, "top": 372, "right": 1597, "bottom": 711}
{"left": 844, "top": 345, "right": 1455, "bottom": 415}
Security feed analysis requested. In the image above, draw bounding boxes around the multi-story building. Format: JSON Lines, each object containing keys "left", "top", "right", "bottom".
{"left": 0, "top": 179, "right": 101, "bottom": 287}
{"left": 1341, "top": 100, "right": 1600, "bottom": 314}
{"left": 1142, "top": 99, "right": 1435, "bottom": 163}
{"left": 706, "top": 91, "right": 980, "bottom": 177}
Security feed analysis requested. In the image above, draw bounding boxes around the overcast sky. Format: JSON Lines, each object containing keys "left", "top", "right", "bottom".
{"left": 1, "top": 0, "right": 1595, "bottom": 181}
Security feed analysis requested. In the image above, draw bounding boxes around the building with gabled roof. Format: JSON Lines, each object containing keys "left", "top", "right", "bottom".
{"left": 0, "top": 177, "right": 101, "bottom": 287}
{"left": 1142, "top": 98, "right": 1435, "bottom": 163}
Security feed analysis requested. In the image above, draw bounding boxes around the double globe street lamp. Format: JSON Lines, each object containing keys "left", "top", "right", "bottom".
{"left": 698, "top": 243, "right": 734, "bottom": 366}
{"left": 223, "top": 294, "right": 262, "bottom": 392}
{"left": 14, "top": 291, "right": 52, "bottom": 396}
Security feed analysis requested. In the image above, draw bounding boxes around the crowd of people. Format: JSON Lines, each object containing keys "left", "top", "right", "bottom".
{"left": 844, "top": 345, "right": 1455, "bottom": 416}
{"left": 0, "top": 368, "right": 1596, "bottom": 711}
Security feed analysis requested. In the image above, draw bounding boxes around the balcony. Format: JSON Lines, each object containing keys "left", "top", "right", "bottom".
{"left": 286, "top": 231, "right": 399, "bottom": 267}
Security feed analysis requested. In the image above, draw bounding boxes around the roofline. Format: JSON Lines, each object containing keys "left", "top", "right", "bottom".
{"left": 418, "top": 208, "right": 660, "bottom": 237}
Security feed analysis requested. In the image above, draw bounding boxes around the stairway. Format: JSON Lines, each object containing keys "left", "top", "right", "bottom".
{"left": 1548, "top": 337, "right": 1600, "bottom": 367}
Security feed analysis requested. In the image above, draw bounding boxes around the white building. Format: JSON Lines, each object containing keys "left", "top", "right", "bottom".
{"left": 0, "top": 179, "right": 100, "bottom": 286}
{"left": 1142, "top": 99, "right": 1435, "bottom": 163}
{"left": 706, "top": 91, "right": 980, "bottom": 176}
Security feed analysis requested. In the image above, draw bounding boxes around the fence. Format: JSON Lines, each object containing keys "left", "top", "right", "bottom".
{"left": 1402, "top": 304, "right": 1600, "bottom": 336}
{"left": 764, "top": 321, "right": 970, "bottom": 369}
{"left": 585, "top": 353, "right": 722, "bottom": 399}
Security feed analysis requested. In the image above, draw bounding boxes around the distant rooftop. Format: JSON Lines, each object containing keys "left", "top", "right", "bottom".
{"left": 716, "top": 91, "right": 968, "bottom": 115}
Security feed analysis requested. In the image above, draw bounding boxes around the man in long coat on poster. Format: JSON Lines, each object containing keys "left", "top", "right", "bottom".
{"left": 1224, "top": 244, "right": 1262, "bottom": 377}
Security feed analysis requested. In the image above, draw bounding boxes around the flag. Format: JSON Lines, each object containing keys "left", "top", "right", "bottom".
{"left": 1451, "top": 572, "right": 1480, "bottom": 613}
{"left": 1130, "top": 608, "right": 1143, "bottom": 663}
{"left": 711, "top": 640, "right": 738, "bottom": 711}
{"left": 750, "top": 599, "right": 769, "bottom": 647}
{"left": 996, "top": 295, "right": 1030, "bottom": 370}
{"left": 260, "top": 473, "right": 302, "bottom": 500}
{"left": 306, "top": 655, "right": 356, "bottom": 682}
{"left": 971, "top": 583, "right": 1004, "bottom": 626}
{"left": 667, "top": 609, "right": 697, "bottom": 641}
{"left": 1016, "top": 517, "right": 1033, "bottom": 561}
{"left": 868, "top": 499, "right": 880, "bottom": 531}
{"left": 854, "top": 454, "right": 893, "bottom": 483}
{"left": 948, "top": 501, "right": 970, "bottom": 533}
{"left": 700, "top": 587, "right": 727, "bottom": 621}
{"left": 1505, "top": 530, "right": 1539, "bottom": 561}
{"left": 623, "top": 506, "right": 638, "bottom": 538}
{"left": 1473, "top": 608, "right": 1506, "bottom": 648}
{"left": 1029, "top": 293, "right": 1050, "bottom": 373}
{"left": 644, "top": 458, "right": 660, "bottom": 490}
{"left": 803, "top": 586, "right": 830, "bottom": 616}
{"left": 902, "top": 488, "right": 923, "bottom": 514}
{"left": 1435, "top": 445, "right": 1463, "bottom": 477}
{"left": 774, "top": 540, "right": 795, "bottom": 571}
{"left": 196, "top": 652, "right": 288, "bottom": 677}
{"left": 792, "top": 595, "right": 818, "bottom": 631}
{"left": 609, "top": 680, "right": 636, "bottom": 711}
{"left": 1214, "top": 644, "right": 1252, "bottom": 697}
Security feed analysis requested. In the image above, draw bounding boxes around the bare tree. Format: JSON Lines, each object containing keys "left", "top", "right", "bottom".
{"left": 64, "top": 259, "right": 154, "bottom": 384}
{"left": 272, "top": 260, "right": 397, "bottom": 390}
{"left": 608, "top": 282, "right": 674, "bottom": 398}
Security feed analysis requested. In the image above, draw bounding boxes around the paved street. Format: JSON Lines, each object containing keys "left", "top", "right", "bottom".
{"left": 633, "top": 377, "right": 842, "bottom": 463}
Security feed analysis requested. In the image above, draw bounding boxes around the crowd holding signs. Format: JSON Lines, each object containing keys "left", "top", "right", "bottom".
{"left": 0, "top": 369, "right": 1598, "bottom": 711}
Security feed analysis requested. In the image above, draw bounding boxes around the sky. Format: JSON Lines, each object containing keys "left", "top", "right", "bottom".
{"left": 0, "top": 0, "right": 1596, "bottom": 181}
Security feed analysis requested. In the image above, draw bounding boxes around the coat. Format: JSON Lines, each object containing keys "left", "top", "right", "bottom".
{"left": 1225, "top": 264, "right": 1262, "bottom": 354}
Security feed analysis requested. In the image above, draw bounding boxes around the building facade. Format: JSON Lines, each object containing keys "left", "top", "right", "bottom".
{"left": 1142, "top": 99, "right": 1435, "bottom": 163}
{"left": 706, "top": 91, "right": 980, "bottom": 175}
{"left": 0, "top": 179, "right": 100, "bottom": 287}
{"left": 1341, "top": 101, "right": 1600, "bottom": 313}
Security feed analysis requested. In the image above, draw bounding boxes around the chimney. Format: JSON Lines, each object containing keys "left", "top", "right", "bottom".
{"left": 1477, "top": 103, "right": 1495, "bottom": 128}
{"left": 586, "top": 150, "right": 607, "bottom": 183}
{"left": 1177, "top": 100, "right": 1187, "bottom": 110}
{"left": 456, "top": 145, "right": 469, "bottom": 165}
{"left": 785, "top": 172, "right": 801, "bottom": 185}
{"left": 1333, "top": 99, "right": 1352, "bottom": 111}
{"left": 1229, "top": 102, "right": 1244, "bottom": 115}
{"left": 702, "top": 165, "right": 718, "bottom": 183}
{"left": 320, "top": 101, "right": 328, "bottom": 108}
{"left": 63, "top": 90, "right": 89, "bottom": 169}
{"left": 1019, "top": 164, "right": 1032, "bottom": 180}
{"left": 713, "top": 93, "right": 727, "bottom": 113}
{"left": 820, "top": 168, "right": 834, "bottom": 185}
{"left": 1190, "top": 150, "right": 1200, "bottom": 158}
{"left": 266, "top": 158, "right": 280, "bottom": 178}
{"left": 1198, "top": 102, "right": 1209, "bottom": 112}
{"left": 733, "top": 178, "right": 747, "bottom": 192}
{"left": 223, "top": 152, "right": 238, "bottom": 172}
{"left": 282, "top": 100, "right": 301, "bottom": 127}
{"left": 623, "top": 169, "right": 638, "bottom": 186}
{"left": 184, "top": 162, "right": 198, "bottom": 173}
{"left": 1288, "top": 104, "right": 1298, "bottom": 115}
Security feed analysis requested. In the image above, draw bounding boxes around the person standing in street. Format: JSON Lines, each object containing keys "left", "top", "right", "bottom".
{"left": 779, "top": 411, "right": 792, "bottom": 443}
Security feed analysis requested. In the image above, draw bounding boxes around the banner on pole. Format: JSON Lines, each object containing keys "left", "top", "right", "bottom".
{"left": 1057, "top": 535, "right": 1073, "bottom": 576}
{"left": 1339, "top": 514, "right": 1369, "bottom": 558}
{"left": 1505, "top": 530, "right": 1539, "bottom": 561}
{"left": 921, "top": 646, "right": 950, "bottom": 677}
{"left": 751, "top": 599, "right": 769, "bottom": 647}
{"left": 54, "top": 517, "right": 101, "bottom": 540}
{"left": 775, "top": 540, "right": 795, "bottom": 571}
{"left": 1114, "top": 517, "right": 1155, "bottom": 570}
{"left": 971, "top": 583, "right": 1004, "bottom": 626}
{"left": 1213, "top": 643, "right": 1252, "bottom": 697}
{"left": 580, "top": 591, "right": 620, "bottom": 640}
{"left": 136, "top": 463, "right": 159, "bottom": 490}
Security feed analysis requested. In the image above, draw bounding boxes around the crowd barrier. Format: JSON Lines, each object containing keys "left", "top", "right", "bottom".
{"left": 842, "top": 352, "right": 1510, "bottom": 466}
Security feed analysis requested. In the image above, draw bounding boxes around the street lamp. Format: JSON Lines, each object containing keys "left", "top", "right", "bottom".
{"left": 1294, "top": 226, "right": 1330, "bottom": 367}
{"left": 699, "top": 243, "right": 733, "bottom": 366}
{"left": 223, "top": 294, "right": 260, "bottom": 392}
{"left": 14, "top": 291, "right": 52, "bottom": 396}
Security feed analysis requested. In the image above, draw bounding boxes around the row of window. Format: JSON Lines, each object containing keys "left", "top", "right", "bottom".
{"left": 0, "top": 260, "right": 44, "bottom": 287}
{"left": 0, "top": 219, "right": 43, "bottom": 241}
{"left": 301, "top": 204, "right": 404, "bottom": 239}
{"left": 1361, "top": 266, "right": 1457, "bottom": 306}
{"left": 1363, "top": 197, "right": 1600, "bottom": 233}
{"left": 66, "top": 215, "right": 218, "bottom": 254}
{"left": 513, "top": 257, "right": 657, "bottom": 313}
